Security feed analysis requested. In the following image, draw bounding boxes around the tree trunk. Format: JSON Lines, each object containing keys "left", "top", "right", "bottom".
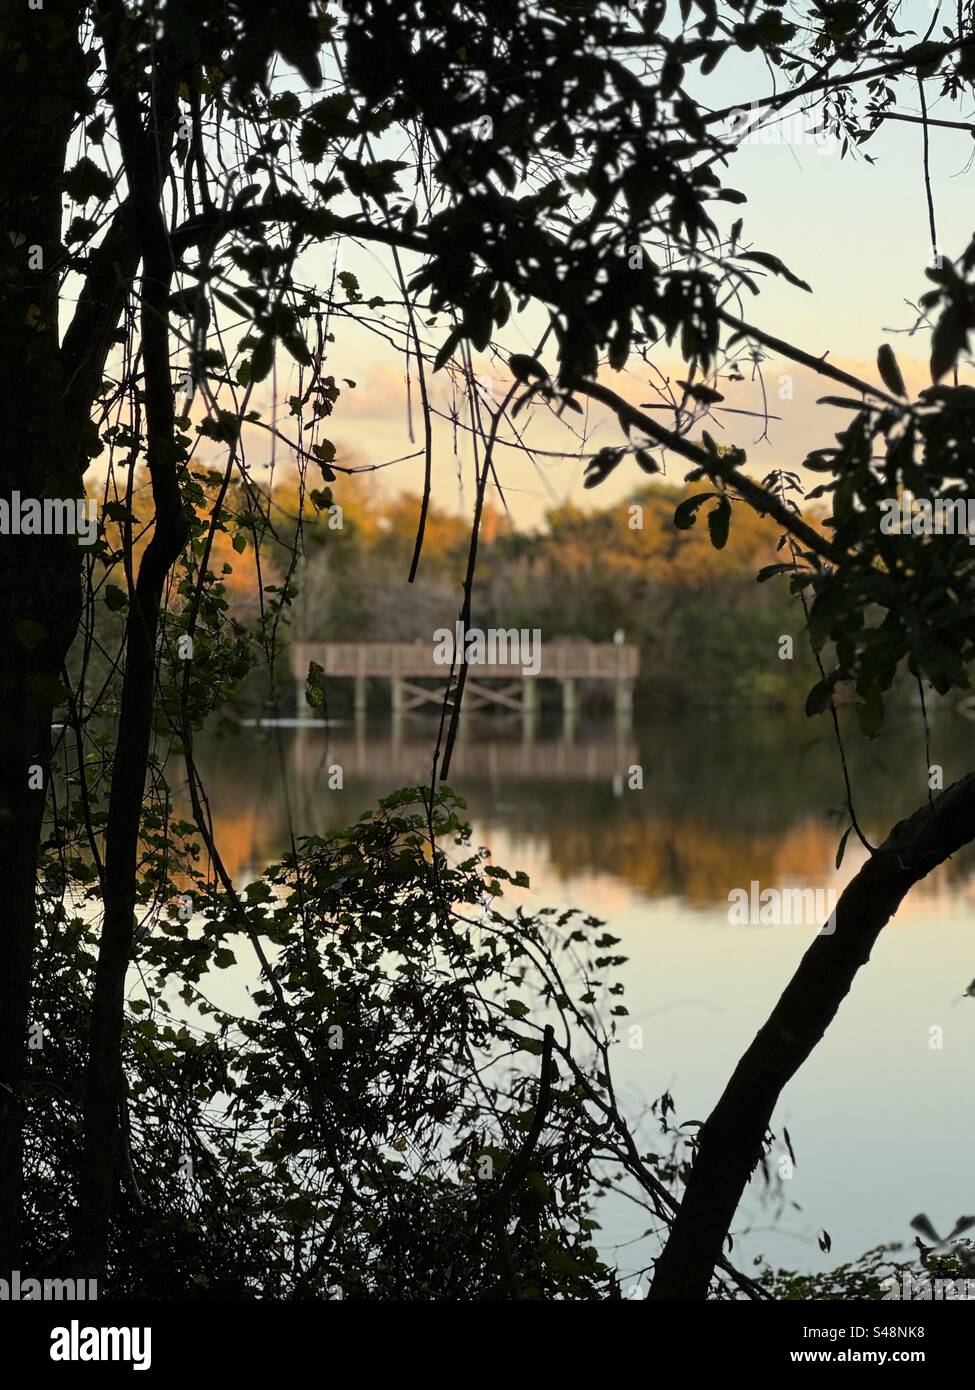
{"left": 649, "top": 772, "right": 975, "bottom": 1300}
{"left": 75, "top": 1, "right": 186, "bottom": 1278}
{"left": 0, "top": 3, "right": 86, "bottom": 1275}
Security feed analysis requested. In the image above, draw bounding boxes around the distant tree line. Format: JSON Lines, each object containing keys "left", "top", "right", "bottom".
{"left": 275, "top": 474, "right": 819, "bottom": 709}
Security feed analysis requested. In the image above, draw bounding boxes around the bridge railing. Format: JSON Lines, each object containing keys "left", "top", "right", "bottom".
{"left": 290, "top": 640, "right": 639, "bottom": 681}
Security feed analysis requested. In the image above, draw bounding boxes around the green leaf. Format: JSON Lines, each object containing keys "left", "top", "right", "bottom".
{"left": 105, "top": 584, "right": 128, "bottom": 612}
{"left": 835, "top": 825, "right": 852, "bottom": 871}
{"left": 305, "top": 660, "right": 327, "bottom": 711}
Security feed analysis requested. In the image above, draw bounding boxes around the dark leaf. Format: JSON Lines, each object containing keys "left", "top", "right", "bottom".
{"left": 877, "top": 343, "right": 907, "bottom": 398}
{"left": 674, "top": 493, "right": 715, "bottom": 530}
{"left": 583, "top": 447, "right": 625, "bottom": 489}
{"left": 805, "top": 674, "right": 836, "bottom": 716}
{"left": 509, "top": 353, "right": 547, "bottom": 384}
{"left": 756, "top": 562, "right": 795, "bottom": 583}
{"left": 63, "top": 157, "right": 113, "bottom": 204}
{"left": 737, "top": 250, "right": 812, "bottom": 293}
{"left": 706, "top": 495, "right": 731, "bottom": 549}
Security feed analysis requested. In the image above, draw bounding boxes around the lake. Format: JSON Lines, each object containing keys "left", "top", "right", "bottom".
{"left": 189, "top": 702, "right": 975, "bottom": 1290}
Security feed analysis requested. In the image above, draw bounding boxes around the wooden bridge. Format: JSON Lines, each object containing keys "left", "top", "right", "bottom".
{"left": 289, "top": 640, "right": 639, "bottom": 728}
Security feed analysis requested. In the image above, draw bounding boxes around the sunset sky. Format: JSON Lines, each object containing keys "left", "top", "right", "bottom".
{"left": 259, "top": 11, "right": 975, "bottom": 530}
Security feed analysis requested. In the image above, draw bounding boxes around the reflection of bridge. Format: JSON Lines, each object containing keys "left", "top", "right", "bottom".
{"left": 289, "top": 640, "right": 639, "bottom": 733}
{"left": 291, "top": 732, "right": 640, "bottom": 783}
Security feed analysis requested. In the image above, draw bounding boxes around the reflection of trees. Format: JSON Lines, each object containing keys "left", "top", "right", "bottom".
{"left": 188, "top": 712, "right": 975, "bottom": 909}
{"left": 545, "top": 816, "right": 838, "bottom": 906}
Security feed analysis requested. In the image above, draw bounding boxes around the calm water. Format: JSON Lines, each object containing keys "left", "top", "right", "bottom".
{"left": 189, "top": 704, "right": 975, "bottom": 1286}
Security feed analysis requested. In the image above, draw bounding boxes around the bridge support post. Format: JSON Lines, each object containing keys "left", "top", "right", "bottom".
{"left": 615, "top": 678, "right": 633, "bottom": 732}
{"left": 354, "top": 675, "right": 367, "bottom": 728}
{"left": 561, "top": 678, "right": 576, "bottom": 741}
{"left": 391, "top": 676, "right": 404, "bottom": 735}
{"left": 521, "top": 676, "right": 538, "bottom": 742}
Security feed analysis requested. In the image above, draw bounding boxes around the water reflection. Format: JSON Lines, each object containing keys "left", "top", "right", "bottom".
{"left": 191, "top": 707, "right": 975, "bottom": 911}
{"left": 180, "top": 706, "right": 975, "bottom": 1278}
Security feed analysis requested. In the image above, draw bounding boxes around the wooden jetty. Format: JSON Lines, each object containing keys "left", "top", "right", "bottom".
{"left": 288, "top": 639, "right": 639, "bottom": 730}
